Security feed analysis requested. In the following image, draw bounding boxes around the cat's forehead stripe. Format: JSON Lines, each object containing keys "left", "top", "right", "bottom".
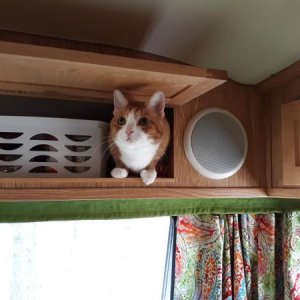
{"left": 125, "top": 108, "right": 141, "bottom": 122}
{"left": 126, "top": 110, "right": 139, "bottom": 124}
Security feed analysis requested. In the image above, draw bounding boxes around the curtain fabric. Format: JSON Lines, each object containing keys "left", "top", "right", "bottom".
{"left": 175, "top": 213, "right": 300, "bottom": 300}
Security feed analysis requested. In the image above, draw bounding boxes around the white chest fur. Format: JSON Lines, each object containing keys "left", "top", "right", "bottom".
{"left": 118, "top": 141, "right": 160, "bottom": 172}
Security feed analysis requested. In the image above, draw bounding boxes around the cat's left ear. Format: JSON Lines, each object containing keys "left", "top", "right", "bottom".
{"left": 148, "top": 91, "right": 165, "bottom": 118}
{"left": 113, "top": 89, "right": 128, "bottom": 116}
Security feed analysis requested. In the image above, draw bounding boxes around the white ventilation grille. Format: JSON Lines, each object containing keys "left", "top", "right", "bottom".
{"left": 184, "top": 108, "right": 248, "bottom": 179}
{"left": 0, "top": 116, "right": 109, "bottom": 177}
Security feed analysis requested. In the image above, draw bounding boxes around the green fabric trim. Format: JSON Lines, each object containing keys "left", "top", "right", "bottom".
{"left": 1, "top": 198, "right": 300, "bottom": 222}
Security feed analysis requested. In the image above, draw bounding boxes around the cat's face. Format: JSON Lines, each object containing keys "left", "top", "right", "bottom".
{"left": 110, "top": 90, "right": 166, "bottom": 148}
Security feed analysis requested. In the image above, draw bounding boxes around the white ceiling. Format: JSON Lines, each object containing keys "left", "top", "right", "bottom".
{"left": 1, "top": 0, "right": 300, "bottom": 84}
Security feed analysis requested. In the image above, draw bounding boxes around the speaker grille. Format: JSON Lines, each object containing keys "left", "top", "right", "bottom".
{"left": 186, "top": 110, "right": 247, "bottom": 179}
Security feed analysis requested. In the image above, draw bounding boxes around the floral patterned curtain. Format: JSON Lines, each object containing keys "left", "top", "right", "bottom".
{"left": 175, "top": 213, "right": 300, "bottom": 300}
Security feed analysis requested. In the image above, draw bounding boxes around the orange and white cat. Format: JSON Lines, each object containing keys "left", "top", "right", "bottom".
{"left": 109, "top": 90, "right": 170, "bottom": 185}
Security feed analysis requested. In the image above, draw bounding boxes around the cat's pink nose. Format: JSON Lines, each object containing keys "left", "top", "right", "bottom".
{"left": 126, "top": 128, "right": 134, "bottom": 135}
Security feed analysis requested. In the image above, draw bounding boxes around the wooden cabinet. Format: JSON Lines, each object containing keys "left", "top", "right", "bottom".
{"left": 1, "top": 30, "right": 294, "bottom": 200}
{"left": 257, "top": 60, "right": 300, "bottom": 198}
{"left": 0, "top": 41, "right": 226, "bottom": 106}
{"left": 281, "top": 100, "right": 300, "bottom": 186}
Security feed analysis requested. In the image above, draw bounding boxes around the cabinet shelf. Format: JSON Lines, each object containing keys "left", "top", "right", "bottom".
{"left": 0, "top": 41, "right": 226, "bottom": 106}
{"left": 0, "top": 186, "right": 267, "bottom": 201}
{"left": 0, "top": 177, "right": 175, "bottom": 189}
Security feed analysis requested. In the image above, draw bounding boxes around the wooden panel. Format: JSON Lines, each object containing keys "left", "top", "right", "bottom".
{"left": 0, "top": 188, "right": 267, "bottom": 201}
{"left": 173, "top": 81, "right": 266, "bottom": 188}
{"left": 258, "top": 57, "right": 300, "bottom": 195}
{"left": 168, "top": 78, "right": 225, "bottom": 106}
{"left": 0, "top": 30, "right": 188, "bottom": 64}
{"left": 281, "top": 100, "right": 300, "bottom": 185}
{"left": 0, "top": 41, "right": 226, "bottom": 105}
{"left": 270, "top": 91, "right": 284, "bottom": 186}
{"left": 255, "top": 58, "right": 300, "bottom": 196}
{"left": 0, "top": 81, "right": 117, "bottom": 103}
{"left": 296, "top": 121, "right": 300, "bottom": 167}
{"left": 266, "top": 75, "right": 300, "bottom": 188}
{"left": 0, "top": 177, "right": 175, "bottom": 189}
{"left": 265, "top": 96, "right": 272, "bottom": 189}
{"left": 268, "top": 188, "right": 300, "bottom": 199}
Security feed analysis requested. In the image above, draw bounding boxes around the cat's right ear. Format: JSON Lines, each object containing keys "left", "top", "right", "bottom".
{"left": 113, "top": 90, "right": 128, "bottom": 115}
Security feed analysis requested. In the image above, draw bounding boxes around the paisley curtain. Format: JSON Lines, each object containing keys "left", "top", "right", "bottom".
{"left": 174, "top": 213, "right": 300, "bottom": 300}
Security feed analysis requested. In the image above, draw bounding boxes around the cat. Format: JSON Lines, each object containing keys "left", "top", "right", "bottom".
{"left": 109, "top": 89, "right": 170, "bottom": 185}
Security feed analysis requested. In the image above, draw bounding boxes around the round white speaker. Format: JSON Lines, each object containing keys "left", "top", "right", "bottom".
{"left": 184, "top": 108, "right": 248, "bottom": 179}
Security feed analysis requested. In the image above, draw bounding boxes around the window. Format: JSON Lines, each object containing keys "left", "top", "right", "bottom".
{"left": 0, "top": 217, "right": 172, "bottom": 300}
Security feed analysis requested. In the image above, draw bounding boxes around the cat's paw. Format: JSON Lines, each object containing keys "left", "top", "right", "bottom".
{"left": 111, "top": 168, "right": 128, "bottom": 178}
{"left": 140, "top": 169, "right": 157, "bottom": 185}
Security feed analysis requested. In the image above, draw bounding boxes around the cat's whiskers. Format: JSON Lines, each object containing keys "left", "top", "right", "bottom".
{"left": 99, "top": 141, "right": 117, "bottom": 162}
{"left": 91, "top": 136, "right": 115, "bottom": 153}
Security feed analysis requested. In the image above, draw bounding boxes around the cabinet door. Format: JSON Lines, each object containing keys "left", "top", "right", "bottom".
{"left": 281, "top": 99, "right": 300, "bottom": 185}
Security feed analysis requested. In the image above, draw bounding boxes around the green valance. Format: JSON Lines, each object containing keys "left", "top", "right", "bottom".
{"left": 1, "top": 198, "right": 300, "bottom": 222}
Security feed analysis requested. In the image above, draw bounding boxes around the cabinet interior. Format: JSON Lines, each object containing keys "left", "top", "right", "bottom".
{"left": 0, "top": 94, "right": 175, "bottom": 181}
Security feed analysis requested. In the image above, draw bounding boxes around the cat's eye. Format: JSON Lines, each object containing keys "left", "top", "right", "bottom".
{"left": 117, "top": 117, "right": 126, "bottom": 126}
{"left": 138, "top": 117, "right": 150, "bottom": 127}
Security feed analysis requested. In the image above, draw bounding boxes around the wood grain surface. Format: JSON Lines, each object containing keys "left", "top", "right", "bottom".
{"left": 174, "top": 81, "right": 266, "bottom": 188}
{"left": 0, "top": 31, "right": 270, "bottom": 199}
{"left": 267, "top": 76, "right": 300, "bottom": 188}
{"left": 0, "top": 38, "right": 226, "bottom": 105}
{"left": 0, "top": 188, "right": 267, "bottom": 201}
